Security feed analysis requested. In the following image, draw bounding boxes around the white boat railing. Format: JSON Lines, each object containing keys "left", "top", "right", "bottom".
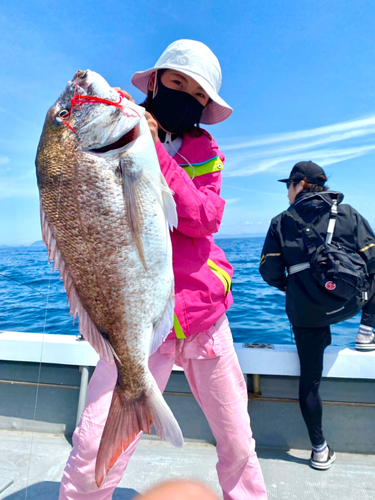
{"left": 1, "top": 331, "right": 374, "bottom": 378}
{"left": 1, "top": 331, "right": 375, "bottom": 423}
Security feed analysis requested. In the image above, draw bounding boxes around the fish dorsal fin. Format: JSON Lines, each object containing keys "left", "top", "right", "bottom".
{"left": 149, "top": 282, "right": 175, "bottom": 356}
{"left": 40, "top": 199, "right": 117, "bottom": 364}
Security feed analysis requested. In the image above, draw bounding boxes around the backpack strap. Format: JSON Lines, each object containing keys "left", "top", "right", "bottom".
{"left": 288, "top": 197, "right": 339, "bottom": 247}
{"left": 325, "top": 199, "right": 338, "bottom": 244}
{"left": 286, "top": 198, "right": 339, "bottom": 275}
{"left": 287, "top": 207, "right": 322, "bottom": 255}
{"left": 288, "top": 262, "right": 311, "bottom": 275}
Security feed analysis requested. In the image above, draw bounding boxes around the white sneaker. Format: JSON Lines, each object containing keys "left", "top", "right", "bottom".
{"left": 311, "top": 446, "right": 336, "bottom": 470}
{"left": 355, "top": 325, "right": 375, "bottom": 352}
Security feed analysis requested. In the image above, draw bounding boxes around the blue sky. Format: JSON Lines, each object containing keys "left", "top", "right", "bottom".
{"left": 1, "top": 0, "right": 375, "bottom": 244}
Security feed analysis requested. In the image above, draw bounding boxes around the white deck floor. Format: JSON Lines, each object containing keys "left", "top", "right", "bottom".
{"left": 1, "top": 430, "right": 375, "bottom": 500}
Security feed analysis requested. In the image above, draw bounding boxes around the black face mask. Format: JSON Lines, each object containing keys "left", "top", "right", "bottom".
{"left": 152, "top": 73, "right": 205, "bottom": 134}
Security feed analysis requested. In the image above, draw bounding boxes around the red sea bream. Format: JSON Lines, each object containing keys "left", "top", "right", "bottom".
{"left": 35, "top": 70, "right": 183, "bottom": 486}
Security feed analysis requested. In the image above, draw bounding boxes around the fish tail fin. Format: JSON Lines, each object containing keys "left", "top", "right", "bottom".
{"left": 95, "top": 376, "right": 183, "bottom": 487}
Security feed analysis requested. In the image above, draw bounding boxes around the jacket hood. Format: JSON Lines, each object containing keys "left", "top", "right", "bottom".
{"left": 292, "top": 190, "right": 344, "bottom": 217}
{"left": 294, "top": 190, "right": 344, "bottom": 206}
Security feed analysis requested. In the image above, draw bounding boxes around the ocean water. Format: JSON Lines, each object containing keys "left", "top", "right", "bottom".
{"left": 0, "top": 239, "right": 361, "bottom": 347}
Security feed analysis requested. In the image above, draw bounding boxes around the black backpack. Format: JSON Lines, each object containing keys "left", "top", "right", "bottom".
{"left": 288, "top": 199, "right": 369, "bottom": 325}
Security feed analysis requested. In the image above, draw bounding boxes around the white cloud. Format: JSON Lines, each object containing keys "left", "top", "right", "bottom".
{"left": 223, "top": 116, "right": 375, "bottom": 151}
{"left": 224, "top": 198, "right": 239, "bottom": 204}
{"left": 221, "top": 115, "right": 375, "bottom": 177}
{"left": 0, "top": 157, "right": 10, "bottom": 165}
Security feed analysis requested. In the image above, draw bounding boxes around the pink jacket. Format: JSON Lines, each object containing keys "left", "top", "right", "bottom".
{"left": 155, "top": 129, "right": 234, "bottom": 339}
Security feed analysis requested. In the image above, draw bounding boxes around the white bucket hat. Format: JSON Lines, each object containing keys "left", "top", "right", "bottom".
{"left": 131, "top": 39, "right": 232, "bottom": 125}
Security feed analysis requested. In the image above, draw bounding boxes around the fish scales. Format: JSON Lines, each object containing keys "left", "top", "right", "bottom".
{"left": 35, "top": 70, "right": 183, "bottom": 487}
{"left": 39, "top": 133, "right": 169, "bottom": 370}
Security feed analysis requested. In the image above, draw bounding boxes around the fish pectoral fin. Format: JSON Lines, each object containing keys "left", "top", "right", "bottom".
{"left": 160, "top": 172, "right": 178, "bottom": 230}
{"left": 120, "top": 159, "right": 147, "bottom": 270}
{"left": 149, "top": 282, "right": 175, "bottom": 356}
{"left": 140, "top": 170, "right": 177, "bottom": 230}
{"left": 95, "top": 376, "right": 183, "bottom": 487}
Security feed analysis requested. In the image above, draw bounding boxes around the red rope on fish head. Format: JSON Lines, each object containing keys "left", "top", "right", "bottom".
{"left": 61, "top": 118, "right": 77, "bottom": 133}
{"left": 70, "top": 93, "right": 126, "bottom": 110}
{"left": 59, "top": 110, "right": 77, "bottom": 133}
{"left": 60, "top": 91, "right": 141, "bottom": 133}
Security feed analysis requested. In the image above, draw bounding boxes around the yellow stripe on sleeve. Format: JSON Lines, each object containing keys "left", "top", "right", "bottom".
{"left": 207, "top": 259, "right": 232, "bottom": 296}
{"left": 259, "top": 253, "right": 282, "bottom": 266}
{"left": 359, "top": 243, "right": 375, "bottom": 253}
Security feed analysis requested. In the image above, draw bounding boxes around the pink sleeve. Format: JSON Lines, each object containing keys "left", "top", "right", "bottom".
{"left": 155, "top": 140, "right": 225, "bottom": 238}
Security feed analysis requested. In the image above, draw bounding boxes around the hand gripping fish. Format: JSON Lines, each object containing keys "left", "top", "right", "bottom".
{"left": 35, "top": 70, "right": 183, "bottom": 486}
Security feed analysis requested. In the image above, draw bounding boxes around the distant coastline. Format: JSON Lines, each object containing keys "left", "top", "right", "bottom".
{"left": 1, "top": 236, "right": 266, "bottom": 246}
{"left": 214, "top": 233, "right": 266, "bottom": 240}
{"left": 0, "top": 240, "right": 45, "bottom": 248}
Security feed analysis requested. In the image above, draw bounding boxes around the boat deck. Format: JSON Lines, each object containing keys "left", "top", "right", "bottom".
{"left": 1, "top": 430, "right": 375, "bottom": 500}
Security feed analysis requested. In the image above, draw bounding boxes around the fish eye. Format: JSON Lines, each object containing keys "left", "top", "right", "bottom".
{"left": 59, "top": 109, "right": 70, "bottom": 119}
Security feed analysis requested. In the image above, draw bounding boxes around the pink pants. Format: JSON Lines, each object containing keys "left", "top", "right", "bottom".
{"left": 59, "top": 315, "right": 267, "bottom": 500}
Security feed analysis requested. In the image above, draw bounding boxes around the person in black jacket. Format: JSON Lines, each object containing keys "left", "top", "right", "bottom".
{"left": 259, "top": 161, "right": 375, "bottom": 470}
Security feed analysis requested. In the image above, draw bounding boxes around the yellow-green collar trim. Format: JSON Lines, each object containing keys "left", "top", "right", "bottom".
{"left": 180, "top": 156, "right": 224, "bottom": 178}
{"left": 174, "top": 313, "right": 186, "bottom": 339}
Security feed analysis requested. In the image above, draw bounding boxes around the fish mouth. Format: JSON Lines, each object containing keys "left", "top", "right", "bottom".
{"left": 88, "top": 123, "right": 140, "bottom": 154}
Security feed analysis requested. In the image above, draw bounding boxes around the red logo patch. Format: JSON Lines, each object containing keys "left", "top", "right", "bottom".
{"left": 325, "top": 281, "right": 336, "bottom": 291}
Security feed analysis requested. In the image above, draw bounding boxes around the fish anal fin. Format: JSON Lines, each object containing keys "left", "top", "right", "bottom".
{"left": 150, "top": 282, "right": 175, "bottom": 355}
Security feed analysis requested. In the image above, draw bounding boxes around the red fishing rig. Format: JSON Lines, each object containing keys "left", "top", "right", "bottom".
{"left": 59, "top": 90, "right": 141, "bottom": 133}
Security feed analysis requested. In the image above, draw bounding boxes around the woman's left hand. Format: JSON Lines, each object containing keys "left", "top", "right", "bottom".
{"left": 113, "top": 87, "right": 135, "bottom": 103}
{"left": 113, "top": 88, "right": 158, "bottom": 145}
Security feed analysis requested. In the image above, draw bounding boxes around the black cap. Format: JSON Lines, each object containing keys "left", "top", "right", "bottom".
{"left": 278, "top": 161, "right": 327, "bottom": 186}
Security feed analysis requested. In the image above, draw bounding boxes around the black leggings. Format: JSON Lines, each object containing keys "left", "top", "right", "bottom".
{"left": 292, "top": 275, "right": 375, "bottom": 446}
{"left": 293, "top": 275, "right": 375, "bottom": 447}
{"left": 361, "top": 274, "right": 375, "bottom": 327}
{"left": 293, "top": 325, "right": 331, "bottom": 447}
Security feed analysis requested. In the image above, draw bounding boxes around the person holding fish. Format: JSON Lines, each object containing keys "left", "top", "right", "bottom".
{"left": 57, "top": 40, "right": 267, "bottom": 499}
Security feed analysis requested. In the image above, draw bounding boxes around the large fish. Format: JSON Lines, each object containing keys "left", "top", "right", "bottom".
{"left": 35, "top": 70, "right": 183, "bottom": 486}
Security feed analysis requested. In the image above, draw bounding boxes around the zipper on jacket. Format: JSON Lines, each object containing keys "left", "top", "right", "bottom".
{"left": 207, "top": 259, "right": 232, "bottom": 296}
